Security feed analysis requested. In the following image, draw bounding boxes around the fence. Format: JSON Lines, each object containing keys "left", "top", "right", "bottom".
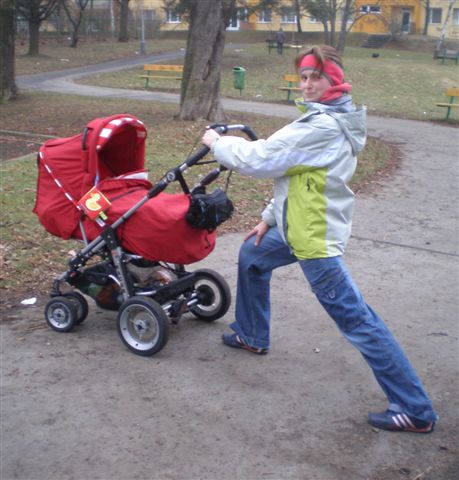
{"left": 16, "top": 7, "right": 162, "bottom": 42}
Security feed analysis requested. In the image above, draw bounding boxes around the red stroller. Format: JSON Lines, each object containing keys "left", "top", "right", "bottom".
{"left": 34, "top": 113, "right": 257, "bottom": 356}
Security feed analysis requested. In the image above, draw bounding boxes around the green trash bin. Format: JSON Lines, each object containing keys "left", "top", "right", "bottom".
{"left": 233, "top": 66, "right": 246, "bottom": 94}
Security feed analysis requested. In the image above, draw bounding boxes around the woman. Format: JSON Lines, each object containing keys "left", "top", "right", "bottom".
{"left": 202, "top": 45, "right": 438, "bottom": 433}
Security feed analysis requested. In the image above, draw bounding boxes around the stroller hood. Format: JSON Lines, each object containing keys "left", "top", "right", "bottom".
{"left": 34, "top": 114, "right": 147, "bottom": 239}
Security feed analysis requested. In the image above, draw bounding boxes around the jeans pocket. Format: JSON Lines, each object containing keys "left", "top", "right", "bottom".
{"left": 312, "top": 271, "right": 368, "bottom": 333}
{"left": 309, "top": 267, "right": 344, "bottom": 297}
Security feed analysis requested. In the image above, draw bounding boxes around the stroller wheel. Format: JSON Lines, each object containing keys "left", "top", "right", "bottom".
{"left": 117, "top": 296, "right": 169, "bottom": 356}
{"left": 189, "top": 269, "right": 231, "bottom": 322}
{"left": 62, "top": 291, "right": 89, "bottom": 325}
{"left": 45, "top": 296, "right": 78, "bottom": 332}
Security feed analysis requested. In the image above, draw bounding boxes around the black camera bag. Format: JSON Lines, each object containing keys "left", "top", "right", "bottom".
{"left": 186, "top": 187, "right": 234, "bottom": 230}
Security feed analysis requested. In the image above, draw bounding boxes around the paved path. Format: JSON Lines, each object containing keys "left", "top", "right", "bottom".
{"left": 4, "top": 54, "right": 458, "bottom": 480}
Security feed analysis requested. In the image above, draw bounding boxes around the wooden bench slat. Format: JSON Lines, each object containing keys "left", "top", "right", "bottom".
{"left": 140, "top": 64, "right": 184, "bottom": 88}
{"left": 445, "top": 87, "right": 459, "bottom": 96}
{"left": 278, "top": 74, "right": 301, "bottom": 101}
{"left": 143, "top": 65, "right": 183, "bottom": 72}
{"left": 266, "top": 43, "right": 303, "bottom": 54}
{"left": 435, "top": 103, "right": 459, "bottom": 107}
{"left": 278, "top": 87, "right": 302, "bottom": 91}
{"left": 139, "top": 75, "right": 182, "bottom": 80}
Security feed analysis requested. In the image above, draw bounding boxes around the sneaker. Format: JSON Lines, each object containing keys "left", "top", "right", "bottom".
{"left": 368, "top": 409, "right": 435, "bottom": 433}
{"left": 222, "top": 333, "right": 269, "bottom": 355}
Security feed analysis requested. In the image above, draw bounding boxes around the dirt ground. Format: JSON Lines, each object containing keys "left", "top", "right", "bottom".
{"left": 1, "top": 227, "right": 458, "bottom": 480}
{"left": 2, "top": 117, "right": 458, "bottom": 480}
{"left": 0, "top": 133, "right": 50, "bottom": 160}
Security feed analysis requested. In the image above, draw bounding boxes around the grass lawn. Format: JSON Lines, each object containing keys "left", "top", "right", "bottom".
{"left": 74, "top": 42, "right": 459, "bottom": 122}
{"left": 1, "top": 35, "right": 434, "bottom": 298}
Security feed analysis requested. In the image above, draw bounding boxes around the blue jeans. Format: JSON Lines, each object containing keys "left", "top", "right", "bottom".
{"left": 231, "top": 227, "right": 438, "bottom": 422}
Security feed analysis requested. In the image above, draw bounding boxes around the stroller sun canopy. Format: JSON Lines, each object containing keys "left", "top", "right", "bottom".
{"left": 91, "top": 116, "right": 147, "bottom": 181}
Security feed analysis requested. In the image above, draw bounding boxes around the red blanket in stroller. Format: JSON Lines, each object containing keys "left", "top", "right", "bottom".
{"left": 34, "top": 114, "right": 216, "bottom": 264}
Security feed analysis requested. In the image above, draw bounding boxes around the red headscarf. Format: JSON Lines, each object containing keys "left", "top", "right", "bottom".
{"left": 299, "top": 54, "right": 352, "bottom": 103}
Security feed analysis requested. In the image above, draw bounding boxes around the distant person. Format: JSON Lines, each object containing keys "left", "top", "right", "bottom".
{"left": 275, "top": 28, "right": 286, "bottom": 55}
{"left": 202, "top": 45, "right": 438, "bottom": 434}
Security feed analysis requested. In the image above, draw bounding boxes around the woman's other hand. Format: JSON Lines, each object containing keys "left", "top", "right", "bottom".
{"left": 244, "top": 220, "right": 270, "bottom": 246}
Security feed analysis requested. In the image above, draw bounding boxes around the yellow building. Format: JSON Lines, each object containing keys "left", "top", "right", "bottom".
{"left": 135, "top": 0, "right": 458, "bottom": 39}
{"left": 352, "top": 0, "right": 459, "bottom": 37}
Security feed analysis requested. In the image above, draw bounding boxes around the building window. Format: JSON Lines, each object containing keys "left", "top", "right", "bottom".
{"left": 452, "top": 8, "right": 459, "bottom": 25}
{"left": 281, "top": 7, "right": 297, "bottom": 23}
{"left": 360, "top": 5, "right": 381, "bottom": 14}
{"left": 308, "top": 16, "right": 318, "bottom": 23}
{"left": 429, "top": 8, "right": 442, "bottom": 24}
{"left": 166, "top": 9, "right": 181, "bottom": 23}
{"left": 258, "top": 8, "right": 272, "bottom": 23}
{"left": 239, "top": 8, "right": 248, "bottom": 22}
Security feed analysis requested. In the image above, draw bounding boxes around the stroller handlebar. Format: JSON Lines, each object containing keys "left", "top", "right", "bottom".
{"left": 147, "top": 124, "right": 258, "bottom": 198}
{"left": 184, "top": 124, "right": 258, "bottom": 169}
{"left": 209, "top": 123, "right": 258, "bottom": 141}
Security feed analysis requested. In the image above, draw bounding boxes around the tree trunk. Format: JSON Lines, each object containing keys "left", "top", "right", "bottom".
{"left": 179, "top": 0, "right": 229, "bottom": 121}
{"left": 294, "top": 0, "right": 303, "bottom": 33}
{"left": 329, "top": 0, "right": 337, "bottom": 47}
{"left": 71, "top": 9, "right": 85, "bottom": 47}
{"left": 337, "top": 0, "right": 354, "bottom": 53}
{"left": 0, "top": 0, "right": 17, "bottom": 102}
{"left": 70, "top": 16, "right": 81, "bottom": 48}
{"left": 322, "top": 22, "right": 330, "bottom": 45}
{"left": 118, "top": 0, "right": 130, "bottom": 42}
{"left": 62, "top": 1, "right": 84, "bottom": 48}
{"left": 423, "top": 0, "right": 430, "bottom": 36}
{"left": 435, "top": 0, "right": 456, "bottom": 55}
{"left": 28, "top": 19, "right": 40, "bottom": 55}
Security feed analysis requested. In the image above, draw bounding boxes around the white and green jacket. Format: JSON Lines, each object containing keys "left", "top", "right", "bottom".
{"left": 212, "top": 97, "right": 367, "bottom": 259}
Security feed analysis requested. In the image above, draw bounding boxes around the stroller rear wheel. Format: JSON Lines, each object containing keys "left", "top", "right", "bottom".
{"left": 117, "top": 296, "right": 169, "bottom": 356}
{"left": 45, "top": 296, "right": 78, "bottom": 332}
{"left": 62, "top": 291, "right": 89, "bottom": 325}
{"left": 189, "top": 269, "right": 231, "bottom": 322}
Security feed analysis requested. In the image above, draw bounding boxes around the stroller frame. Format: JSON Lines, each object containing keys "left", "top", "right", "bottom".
{"left": 44, "top": 123, "right": 257, "bottom": 356}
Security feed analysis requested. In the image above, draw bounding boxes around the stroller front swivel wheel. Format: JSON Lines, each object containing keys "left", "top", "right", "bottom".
{"left": 62, "top": 291, "right": 89, "bottom": 325}
{"left": 117, "top": 296, "right": 169, "bottom": 356}
{"left": 45, "top": 296, "right": 78, "bottom": 332}
{"left": 190, "top": 269, "right": 231, "bottom": 322}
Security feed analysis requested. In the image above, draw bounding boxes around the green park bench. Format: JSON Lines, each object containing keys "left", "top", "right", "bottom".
{"left": 436, "top": 48, "right": 459, "bottom": 65}
{"left": 435, "top": 87, "right": 459, "bottom": 120}
{"left": 278, "top": 74, "right": 302, "bottom": 101}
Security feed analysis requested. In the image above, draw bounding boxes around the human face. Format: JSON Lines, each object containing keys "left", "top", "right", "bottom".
{"left": 300, "top": 70, "right": 332, "bottom": 102}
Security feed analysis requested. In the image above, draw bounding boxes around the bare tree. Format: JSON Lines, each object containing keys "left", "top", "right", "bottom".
{"left": 300, "top": 0, "right": 361, "bottom": 53}
{"left": 0, "top": 0, "right": 17, "bottom": 102}
{"left": 62, "top": 0, "right": 90, "bottom": 47}
{"left": 336, "top": 0, "right": 357, "bottom": 53}
{"left": 118, "top": 0, "right": 130, "bottom": 42}
{"left": 16, "top": 0, "right": 60, "bottom": 56}
{"left": 293, "top": 0, "right": 303, "bottom": 33}
{"left": 435, "top": 0, "right": 457, "bottom": 55}
{"left": 302, "top": 0, "right": 337, "bottom": 46}
{"left": 162, "top": 0, "right": 235, "bottom": 121}
{"left": 421, "top": 0, "right": 431, "bottom": 35}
